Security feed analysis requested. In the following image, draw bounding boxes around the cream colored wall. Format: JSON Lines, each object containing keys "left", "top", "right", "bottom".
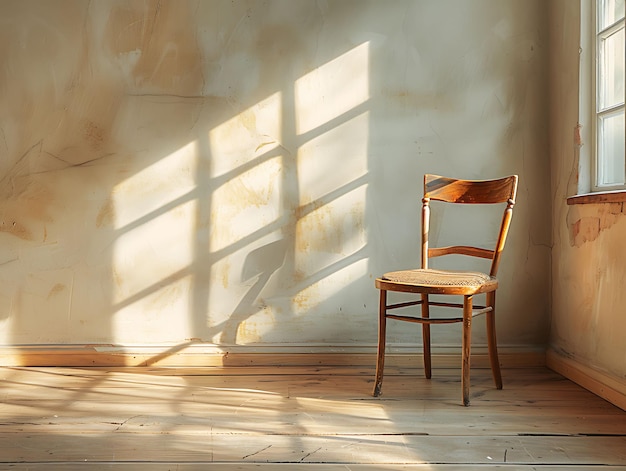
{"left": 0, "top": 1, "right": 550, "bottom": 353}
{"left": 549, "top": 0, "right": 626, "bottom": 383}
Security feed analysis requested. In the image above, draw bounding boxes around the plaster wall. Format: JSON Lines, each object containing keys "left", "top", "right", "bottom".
{"left": 549, "top": 0, "right": 626, "bottom": 380}
{"left": 0, "top": 0, "right": 550, "bottom": 353}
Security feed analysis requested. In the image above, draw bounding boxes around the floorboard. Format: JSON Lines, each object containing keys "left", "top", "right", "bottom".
{"left": 0, "top": 366, "right": 625, "bottom": 469}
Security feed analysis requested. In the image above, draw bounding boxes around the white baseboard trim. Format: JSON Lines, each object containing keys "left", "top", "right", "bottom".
{"left": 547, "top": 348, "right": 626, "bottom": 411}
{"left": 0, "top": 344, "right": 545, "bottom": 368}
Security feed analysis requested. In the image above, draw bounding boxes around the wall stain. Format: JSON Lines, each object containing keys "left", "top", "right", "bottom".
{"left": 220, "top": 260, "right": 230, "bottom": 289}
{"left": 292, "top": 269, "right": 306, "bottom": 283}
{"left": 295, "top": 201, "right": 364, "bottom": 255}
{"left": 0, "top": 177, "right": 54, "bottom": 241}
{"left": 236, "top": 320, "right": 261, "bottom": 343}
{"left": 292, "top": 286, "right": 320, "bottom": 314}
{"left": 146, "top": 282, "right": 182, "bottom": 312}
{"left": 106, "top": 1, "right": 204, "bottom": 94}
{"left": 47, "top": 283, "right": 66, "bottom": 299}
{"left": 96, "top": 198, "right": 115, "bottom": 228}
{"left": 83, "top": 120, "right": 106, "bottom": 150}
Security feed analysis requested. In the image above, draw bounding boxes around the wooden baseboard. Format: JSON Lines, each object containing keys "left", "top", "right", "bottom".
{"left": 547, "top": 348, "right": 626, "bottom": 411}
{"left": 0, "top": 344, "right": 545, "bottom": 369}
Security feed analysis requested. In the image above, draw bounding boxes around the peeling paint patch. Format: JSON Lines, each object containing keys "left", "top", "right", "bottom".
{"left": 574, "top": 123, "right": 583, "bottom": 147}
{"left": 569, "top": 217, "right": 600, "bottom": 246}
{"left": 0, "top": 220, "right": 32, "bottom": 241}
{"left": 568, "top": 203, "right": 625, "bottom": 247}
{"left": 607, "top": 202, "right": 624, "bottom": 216}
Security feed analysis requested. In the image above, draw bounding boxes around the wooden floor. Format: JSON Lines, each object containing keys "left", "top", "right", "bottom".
{"left": 0, "top": 364, "right": 625, "bottom": 470}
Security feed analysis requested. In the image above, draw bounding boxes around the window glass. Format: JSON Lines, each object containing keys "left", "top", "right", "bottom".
{"left": 597, "top": 110, "right": 625, "bottom": 186}
{"left": 598, "top": 27, "right": 624, "bottom": 109}
{"left": 599, "top": 0, "right": 625, "bottom": 29}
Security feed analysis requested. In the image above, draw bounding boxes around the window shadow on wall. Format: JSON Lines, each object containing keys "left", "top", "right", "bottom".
{"left": 57, "top": 1, "right": 377, "bottom": 361}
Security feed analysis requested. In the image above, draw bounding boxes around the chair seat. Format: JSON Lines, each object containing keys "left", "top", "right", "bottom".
{"left": 381, "top": 268, "right": 498, "bottom": 295}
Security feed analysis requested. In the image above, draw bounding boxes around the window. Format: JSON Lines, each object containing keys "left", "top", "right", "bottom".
{"left": 593, "top": 0, "right": 625, "bottom": 190}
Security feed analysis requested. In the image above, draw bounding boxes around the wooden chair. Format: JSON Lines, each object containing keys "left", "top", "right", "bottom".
{"left": 373, "top": 174, "right": 518, "bottom": 406}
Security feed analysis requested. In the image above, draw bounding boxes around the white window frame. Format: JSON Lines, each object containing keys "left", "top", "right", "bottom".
{"left": 591, "top": 0, "right": 625, "bottom": 191}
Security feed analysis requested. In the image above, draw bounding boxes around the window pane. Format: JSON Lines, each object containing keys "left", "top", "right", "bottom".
{"left": 599, "top": 27, "right": 625, "bottom": 109}
{"left": 597, "top": 109, "right": 625, "bottom": 186}
{"left": 599, "top": 0, "right": 625, "bottom": 30}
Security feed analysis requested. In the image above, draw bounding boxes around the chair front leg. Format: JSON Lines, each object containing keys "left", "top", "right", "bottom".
{"left": 462, "top": 295, "right": 473, "bottom": 406}
{"left": 420, "top": 293, "right": 431, "bottom": 379}
{"left": 373, "top": 289, "right": 387, "bottom": 397}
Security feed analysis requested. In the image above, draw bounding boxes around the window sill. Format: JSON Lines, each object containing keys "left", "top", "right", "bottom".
{"left": 567, "top": 189, "right": 626, "bottom": 205}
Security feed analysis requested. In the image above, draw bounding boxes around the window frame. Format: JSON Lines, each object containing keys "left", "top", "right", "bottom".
{"left": 591, "top": 0, "right": 625, "bottom": 192}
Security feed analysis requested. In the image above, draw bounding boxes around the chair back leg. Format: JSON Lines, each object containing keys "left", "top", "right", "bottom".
{"left": 373, "top": 289, "right": 387, "bottom": 397}
{"left": 486, "top": 291, "right": 503, "bottom": 389}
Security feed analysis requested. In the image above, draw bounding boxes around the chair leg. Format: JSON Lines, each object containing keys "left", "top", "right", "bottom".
{"left": 462, "top": 295, "right": 473, "bottom": 406}
{"left": 373, "top": 289, "right": 387, "bottom": 397}
{"left": 420, "top": 293, "right": 431, "bottom": 379}
{"left": 486, "top": 291, "right": 503, "bottom": 389}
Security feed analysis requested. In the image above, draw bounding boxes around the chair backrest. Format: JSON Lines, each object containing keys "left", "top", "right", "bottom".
{"left": 421, "top": 174, "right": 518, "bottom": 277}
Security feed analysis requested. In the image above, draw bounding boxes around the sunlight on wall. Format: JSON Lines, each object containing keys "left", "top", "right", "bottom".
{"left": 209, "top": 92, "right": 283, "bottom": 180}
{"left": 292, "top": 43, "right": 370, "bottom": 318}
{"left": 295, "top": 42, "right": 370, "bottom": 135}
{"left": 112, "top": 142, "right": 198, "bottom": 230}
{"left": 111, "top": 141, "right": 198, "bottom": 342}
{"left": 298, "top": 112, "right": 370, "bottom": 206}
{"left": 292, "top": 257, "right": 369, "bottom": 317}
{"left": 210, "top": 157, "right": 283, "bottom": 252}
{"left": 207, "top": 92, "right": 285, "bottom": 343}
{"left": 209, "top": 91, "right": 284, "bottom": 257}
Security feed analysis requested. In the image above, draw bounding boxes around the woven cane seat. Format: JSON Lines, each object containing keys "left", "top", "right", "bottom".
{"left": 382, "top": 268, "right": 496, "bottom": 290}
